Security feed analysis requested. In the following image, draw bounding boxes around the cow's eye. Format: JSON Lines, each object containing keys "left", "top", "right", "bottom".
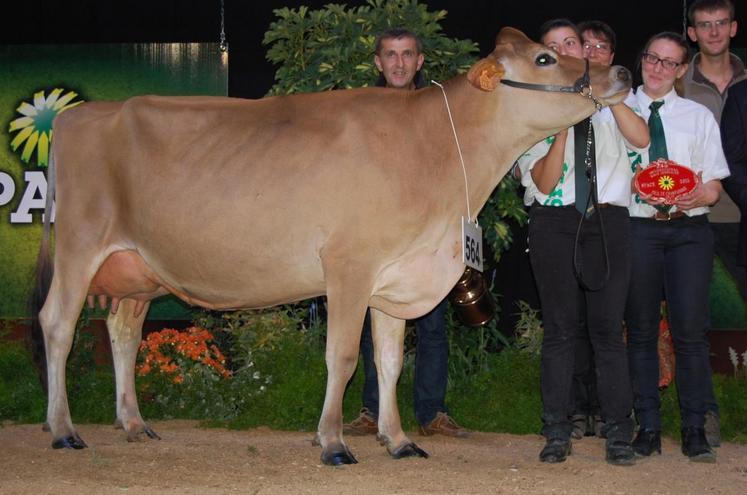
{"left": 535, "top": 54, "right": 557, "bottom": 66}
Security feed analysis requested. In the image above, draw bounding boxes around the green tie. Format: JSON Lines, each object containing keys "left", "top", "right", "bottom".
{"left": 648, "top": 100, "right": 668, "bottom": 161}
{"left": 648, "top": 100, "right": 671, "bottom": 213}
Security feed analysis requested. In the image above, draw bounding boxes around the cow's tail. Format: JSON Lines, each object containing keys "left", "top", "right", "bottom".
{"left": 29, "top": 146, "right": 56, "bottom": 393}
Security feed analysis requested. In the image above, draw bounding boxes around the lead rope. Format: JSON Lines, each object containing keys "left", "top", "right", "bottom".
{"left": 431, "top": 80, "right": 474, "bottom": 224}
{"left": 572, "top": 119, "right": 610, "bottom": 291}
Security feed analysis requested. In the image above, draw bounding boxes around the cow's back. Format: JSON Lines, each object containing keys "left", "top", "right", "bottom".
{"left": 51, "top": 91, "right": 460, "bottom": 309}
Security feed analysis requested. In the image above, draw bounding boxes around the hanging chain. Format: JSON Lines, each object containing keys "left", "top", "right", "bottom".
{"left": 584, "top": 118, "right": 593, "bottom": 172}
{"left": 219, "top": 0, "right": 227, "bottom": 52}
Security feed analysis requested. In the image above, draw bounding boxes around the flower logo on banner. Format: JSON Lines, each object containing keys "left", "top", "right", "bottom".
{"left": 657, "top": 175, "right": 675, "bottom": 191}
{"left": 8, "top": 88, "right": 84, "bottom": 167}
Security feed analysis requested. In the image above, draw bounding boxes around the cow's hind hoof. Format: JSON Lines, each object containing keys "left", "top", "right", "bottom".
{"left": 144, "top": 426, "right": 161, "bottom": 440}
{"left": 52, "top": 434, "right": 88, "bottom": 450}
{"left": 311, "top": 433, "right": 321, "bottom": 446}
{"left": 390, "top": 442, "right": 429, "bottom": 460}
{"left": 126, "top": 426, "right": 161, "bottom": 442}
{"left": 321, "top": 448, "right": 358, "bottom": 466}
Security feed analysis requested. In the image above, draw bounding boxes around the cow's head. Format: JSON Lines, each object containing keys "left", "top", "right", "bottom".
{"left": 467, "top": 27, "right": 631, "bottom": 132}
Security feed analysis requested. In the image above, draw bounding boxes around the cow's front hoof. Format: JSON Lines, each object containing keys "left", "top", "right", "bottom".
{"left": 321, "top": 447, "right": 358, "bottom": 466}
{"left": 390, "top": 442, "right": 429, "bottom": 460}
{"left": 52, "top": 433, "right": 88, "bottom": 450}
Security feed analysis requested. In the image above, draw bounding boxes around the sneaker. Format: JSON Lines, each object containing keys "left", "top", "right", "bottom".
{"left": 419, "top": 412, "right": 470, "bottom": 438}
{"left": 343, "top": 408, "right": 378, "bottom": 436}
{"left": 704, "top": 410, "right": 721, "bottom": 448}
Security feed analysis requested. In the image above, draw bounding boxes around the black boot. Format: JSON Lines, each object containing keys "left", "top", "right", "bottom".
{"left": 632, "top": 429, "right": 661, "bottom": 457}
{"left": 681, "top": 426, "right": 716, "bottom": 463}
{"left": 539, "top": 437, "right": 571, "bottom": 463}
{"left": 606, "top": 438, "right": 635, "bottom": 466}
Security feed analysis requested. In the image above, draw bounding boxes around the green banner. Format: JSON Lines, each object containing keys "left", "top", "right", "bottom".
{"left": 0, "top": 43, "right": 228, "bottom": 319}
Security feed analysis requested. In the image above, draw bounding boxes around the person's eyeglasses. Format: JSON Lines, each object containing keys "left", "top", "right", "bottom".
{"left": 642, "top": 52, "right": 682, "bottom": 71}
{"left": 694, "top": 18, "right": 731, "bottom": 30}
{"left": 583, "top": 42, "right": 611, "bottom": 53}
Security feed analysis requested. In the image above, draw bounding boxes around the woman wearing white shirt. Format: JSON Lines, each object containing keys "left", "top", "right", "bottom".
{"left": 516, "top": 18, "right": 649, "bottom": 466}
{"left": 625, "top": 31, "right": 729, "bottom": 463}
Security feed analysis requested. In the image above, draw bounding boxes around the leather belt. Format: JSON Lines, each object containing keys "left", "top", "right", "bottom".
{"left": 653, "top": 210, "right": 686, "bottom": 221}
{"left": 572, "top": 202, "right": 611, "bottom": 208}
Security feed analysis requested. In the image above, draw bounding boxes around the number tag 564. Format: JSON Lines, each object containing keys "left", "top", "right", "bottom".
{"left": 461, "top": 217, "right": 483, "bottom": 272}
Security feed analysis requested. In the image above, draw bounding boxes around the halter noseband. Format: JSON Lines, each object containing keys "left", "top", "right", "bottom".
{"left": 500, "top": 59, "right": 602, "bottom": 110}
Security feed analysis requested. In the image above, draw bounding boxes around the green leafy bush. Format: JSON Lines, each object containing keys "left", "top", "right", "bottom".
{"left": 445, "top": 307, "right": 511, "bottom": 381}
{"left": 136, "top": 326, "right": 270, "bottom": 422}
{"left": 228, "top": 324, "right": 328, "bottom": 430}
{"left": 449, "top": 348, "right": 542, "bottom": 434}
{"left": 709, "top": 257, "right": 747, "bottom": 329}
{"left": 0, "top": 334, "right": 45, "bottom": 422}
{"left": 514, "top": 300, "right": 544, "bottom": 357}
{"left": 264, "top": 0, "right": 478, "bottom": 95}
{"left": 660, "top": 372, "right": 747, "bottom": 443}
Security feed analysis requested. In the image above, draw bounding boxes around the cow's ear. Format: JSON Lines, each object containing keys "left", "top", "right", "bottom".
{"left": 467, "top": 59, "right": 505, "bottom": 92}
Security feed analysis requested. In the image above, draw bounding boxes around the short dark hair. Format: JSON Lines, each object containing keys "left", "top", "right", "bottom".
{"left": 643, "top": 31, "right": 692, "bottom": 65}
{"left": 374, "top": 28, "right": 422, "bottom": 55}
{"left": 688, "top": 0, "right": 735, "bottom": 24}
{"left": 538, "top": 18, "right": 581, "bottom": 43}
{"left": 578, "top": 20, "right": 617, "bottom": 52}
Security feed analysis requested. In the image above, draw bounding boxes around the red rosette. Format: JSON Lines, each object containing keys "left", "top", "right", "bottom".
{"left": 634, "top": 159, "right": 698, "bottom": 204}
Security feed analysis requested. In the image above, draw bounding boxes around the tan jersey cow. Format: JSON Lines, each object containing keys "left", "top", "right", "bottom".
{"left": 33, "top": 28, "right": 632, "bottom": 464}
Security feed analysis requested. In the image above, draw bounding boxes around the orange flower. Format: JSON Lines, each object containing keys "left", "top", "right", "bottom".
{"left": 136, "top": 327, "right": 231, "bottom": 382}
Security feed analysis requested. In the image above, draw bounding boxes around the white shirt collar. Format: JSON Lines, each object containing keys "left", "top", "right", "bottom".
{"left": 635, "top": 85, "right": 677, "bottom": 111}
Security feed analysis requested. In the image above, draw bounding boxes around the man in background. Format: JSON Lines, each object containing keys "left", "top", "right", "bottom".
{"left": 683, "top": 0, "right": 746, "bottom": 448}
{"left": 343, "top": 28, "right": 468, "bottom": 439}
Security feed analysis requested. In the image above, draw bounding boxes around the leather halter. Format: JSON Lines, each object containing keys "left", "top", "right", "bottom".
{"left": 500, "top": 59, "right": 602, "bottom": 110}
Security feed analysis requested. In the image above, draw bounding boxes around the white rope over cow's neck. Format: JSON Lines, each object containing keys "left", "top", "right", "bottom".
{"left": 431, "top": 80, "right": 475, "bottom": 225}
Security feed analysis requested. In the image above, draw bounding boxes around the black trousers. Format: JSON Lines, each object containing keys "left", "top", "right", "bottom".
{"left": 529, "top": 204, "right": 633, "bottom": 440}
{"left": 625, "top": 215, "right": 717, "bottom": 430}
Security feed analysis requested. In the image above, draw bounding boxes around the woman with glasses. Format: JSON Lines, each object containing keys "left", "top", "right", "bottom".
{"left": 516, "top": 18, "right": 648, "bottom": 465}
{"left": 568, "top": 20, "right": 620, "bottom": 442}
{"left": 625, "top": 31, "right": 730, "bottom": 463}
{"left": 579, "top": 20, "right": 616, "bottom": 67}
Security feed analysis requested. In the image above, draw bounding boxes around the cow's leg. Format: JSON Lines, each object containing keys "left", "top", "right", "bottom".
{"left": 316, "top": 276, "right": 370, "bottom": 465}
{"left": 39, "top": 275, "right": 89, "bottom": 449}
{"left": 370, "top": 308, "right": 429, "bottom": 459}
{"left": 107, "top": 299, "right": 160, "bottom": 442}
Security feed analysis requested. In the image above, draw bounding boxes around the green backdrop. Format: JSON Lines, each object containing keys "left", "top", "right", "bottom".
{"left": 0, "top": 43, "right": 228, "bottom": 319}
